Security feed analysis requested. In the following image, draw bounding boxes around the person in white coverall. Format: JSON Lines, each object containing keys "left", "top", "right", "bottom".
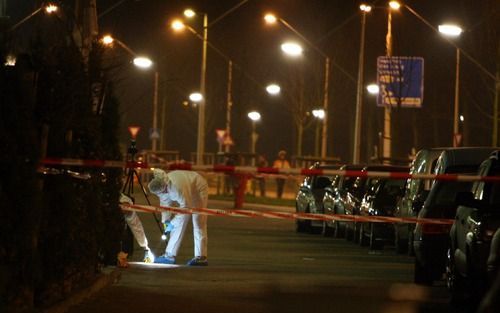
{"left": 120, "top": 193, "right": 155, "bottom": 263}
{"left": 148, "top": 169, "right": 209, "bottom": 266}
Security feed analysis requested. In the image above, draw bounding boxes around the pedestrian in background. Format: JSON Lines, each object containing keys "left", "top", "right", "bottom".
{"left": 148, "top": 169, "right": 209, "bottom": 266}
{"left": 272, "top": 150, "right": 291, "bottom": 199}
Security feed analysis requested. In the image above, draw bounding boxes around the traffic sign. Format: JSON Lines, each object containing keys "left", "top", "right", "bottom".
{"left": 377, "top": 56, "right": 424, "bottom": 108}
{"left": 216, "top": 129, "right": 226, "bottom": 144}
{"left": 149, "top": 128, "right": 160, "bottom": 140}
{"left": 128, "top": 126, "right": 140, "bottom": 139}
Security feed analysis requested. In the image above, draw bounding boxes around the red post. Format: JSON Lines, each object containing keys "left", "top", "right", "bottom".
{"left": 233, "top": 173, "right": 249, "bottom": 209}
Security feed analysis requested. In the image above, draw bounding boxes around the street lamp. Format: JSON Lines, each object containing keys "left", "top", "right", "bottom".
{"left": 100, "top": 35, "right": 160, "bottom": 152}
{"left": 439, "top": 23, "right": 463, "bottom": 147}
{"left": 266, "top": 83, "right": 281, "bottom": 95}
{"left": 265, "top": 13, "right": 331, "bottom": 160}
{"left": 367, "top": 84, "right": 380, "bottom": 95}
{"left": 173, "top": 8, "right": 208, "bottom": 165}
{"left": 248, "top": 111, "right": 261, "bottom": 165}
{"left": 312, "top": 109, "right": 325, "bottom": 157}
{"left": 8, "top": 3, "right": 58, "bottom": 32}
{"left": 353, "top": 4, "right": 372, "bottom": 164}
{"left": 382, "top": 0, "right": 400, "bottom": 164}
{"left": 281, "top": 42, "right": 303, "bottom": 57}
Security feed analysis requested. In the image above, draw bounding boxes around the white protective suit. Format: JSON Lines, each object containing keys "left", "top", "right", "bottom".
{"left": 120, "top": 193, "right": 149, "bottom": 249}
{"left": 155, "top": 170, "right": 208, "bottom": 258}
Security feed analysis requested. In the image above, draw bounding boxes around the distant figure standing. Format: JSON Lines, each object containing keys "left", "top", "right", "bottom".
{"left": 272, "top": 150, "right": 291, "bottom": 198}
{"left": 256, "top": 154, "right": 268, "bottom": 197}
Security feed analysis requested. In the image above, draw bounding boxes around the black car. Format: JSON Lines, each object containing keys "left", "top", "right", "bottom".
{"left": 394, "top": 148, "right": 444, "bottom": 254}
{"left": 295, "top": 163, "right": 340, "bottom": 233}
{"left": 322, "top": 164, "right": 364, "bottom": 238}
{"left": 447, "top": 151, "right": 500, "bottom": 304}
{"left": 358, "top": 169, "right": 408, "bottom": 250}
{"left": 413, "top": 147, "right": 496, "bottom": 285}
{"left": 345, "top": 165, "right": 407, "bottom": 243}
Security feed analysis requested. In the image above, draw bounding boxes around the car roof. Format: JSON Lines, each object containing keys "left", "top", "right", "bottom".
{"left": 361, "top": 164, "right": 409, "bottom": 172}
{"left": 339, "top": 164, "right": 366, "bottom": 170}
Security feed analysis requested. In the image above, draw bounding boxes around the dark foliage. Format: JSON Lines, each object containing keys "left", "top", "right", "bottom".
{"left": 1, "top": 17, "right": 124, "bottom": 313}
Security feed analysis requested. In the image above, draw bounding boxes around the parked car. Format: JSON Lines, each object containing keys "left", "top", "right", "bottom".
{"left": 322, "top": 164, "right": 365, "bottom": 238}
{"left": 295, "top": 163, "right": 340, "bottom": 233}
{"left": 345, "top": 165, "right": 407, "bottom": 242}
{"left": 447, "top": 151, "right": 500, "bottom": 304}
{"left": 413, "top": 147, "right": 496, "bottom": 285}
{"left": 394, "top": 148, "right": 445, "bottom": 254}
{"left": 358, "top": 166, "right": 409, "bottom": 250}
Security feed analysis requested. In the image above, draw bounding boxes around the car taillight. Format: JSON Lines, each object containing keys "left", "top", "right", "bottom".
{"left": 421, "top": 223, "right": 451, "bottom": 235}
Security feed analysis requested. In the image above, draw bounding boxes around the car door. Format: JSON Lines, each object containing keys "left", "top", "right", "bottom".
{"left": 453, "top": 161, "right": 490, "bottom": 273}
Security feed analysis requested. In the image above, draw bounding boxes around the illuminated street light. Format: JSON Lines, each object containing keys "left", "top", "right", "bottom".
{"left": 189, "top": 92, "right": 203, "bottom": 102}
{"left": 281, "top": 42, "right": 303, "bottom": 57}
{"left": 367, "top": 84, "right": 380, "bottom": 94}
{"left": 439, "top": 23, "right": 463, "bottom": 147}
{"left": 184, "top": 9, "right": 196, "bottom": 18}
{"left": 359, "top": 4, "right": 372, "bottom": 12}
{"left": 312, "top": 109, "right": 325, "bottom": 119}
{"left": 266, "top": 84, "right": 281, "bottom": 95}
{"left": 438, "top": 24, "right": 462, "bottom": 37}
{"left": 389, "top": 1, "right": 401, "bottom": 10}
{"left": 101, "top": 35, "right": 114, "bottom": 45}
{"left": 133, "top": 57, "right": 153, "bottom": 69}
{"left": 171, "top": 20, "right": 185, "bottom": 31}
{"left": 45, "top": 4, "right": 58, "bottom": 14}
{"left": 264, "top": 13, "right": 277, "bottom": 24}
{"left": 460, "top": 115, "right": 465, "bottom": 122}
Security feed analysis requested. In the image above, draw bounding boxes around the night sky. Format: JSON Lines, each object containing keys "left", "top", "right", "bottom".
{"left": 6, "top": 0, "right": 499, "bottom": 163}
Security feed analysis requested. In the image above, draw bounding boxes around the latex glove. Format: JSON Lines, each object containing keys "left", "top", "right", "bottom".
{"left": 163, "top": 220, "right": 174, "bottom": 233}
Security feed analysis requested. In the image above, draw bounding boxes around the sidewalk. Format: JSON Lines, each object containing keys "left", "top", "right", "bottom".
{"left": 43, "top": 199, "right": 295, "bottom": 313}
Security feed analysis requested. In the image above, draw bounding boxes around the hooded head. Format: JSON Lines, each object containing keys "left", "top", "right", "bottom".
{"left": 148, "top": 169, "right": 170, "bottom": 195}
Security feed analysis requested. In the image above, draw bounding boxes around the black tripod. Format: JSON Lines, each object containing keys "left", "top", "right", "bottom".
{"left": 121, "top": 139, "right": 164, "bottom": 255}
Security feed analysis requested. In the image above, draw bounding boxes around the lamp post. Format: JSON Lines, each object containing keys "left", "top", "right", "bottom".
{"left": 353, "top": 4, "right": 372, "bottom": 164}
{"left": 265, "top": 13, "right": 331, "bottom": 160}
{"left": 7, "top": 3, "right": 58, "bottom": 32}
{"left": 248, "top": 111, "right": 261, "bottom": 166}
{"left": 312, "top": 109, "right": 325, "bottom": 157}
{"left": 100, "top": 35, "right": 160, "bottom": 151}
{"left": 179, "top": 9, "right": 208, "bottom": 165}
{"left": 380, "top": 1, "right": 400, "bottom": 164}
{"left": 438, "top": 24, "right": 463, "bottom": 147}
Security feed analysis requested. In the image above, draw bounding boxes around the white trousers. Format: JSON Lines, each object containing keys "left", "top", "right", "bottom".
{"left": 165, "top": 181, "right": 208, "bottom": 258}
{"left": 124, "top": 211, "right": 148, "bottom": 249}
{"left": 166, "top": 213, "right": 208, "bottom": 257}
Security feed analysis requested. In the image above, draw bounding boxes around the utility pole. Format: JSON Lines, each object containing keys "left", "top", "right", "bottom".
{"left": 76, "top": 0, "right": 98, "bottom": 65}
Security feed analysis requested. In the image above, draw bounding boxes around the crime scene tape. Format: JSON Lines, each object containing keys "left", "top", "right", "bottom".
{"left": 40, "top": 157, "right": 500, "bottom": 182}
{"left": 120, "top": 203, "right": 454, "bottom": 225}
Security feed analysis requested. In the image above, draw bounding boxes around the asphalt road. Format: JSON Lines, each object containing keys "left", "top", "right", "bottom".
{"left": 65, "top": 199, "right": 455, "bottom": 313}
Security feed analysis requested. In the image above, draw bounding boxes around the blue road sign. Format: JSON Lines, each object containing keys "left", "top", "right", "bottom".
{"left": 377, "top": 56, "right": 424, "bottom": 108}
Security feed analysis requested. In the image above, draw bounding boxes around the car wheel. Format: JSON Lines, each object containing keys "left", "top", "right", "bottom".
{"left": 322, "top": 221, "right": 334, "bottom": 237}
{"left": 446, "top": 248, "right": 469, "bottom": 305}
{"left": 359, "top": 223, "right": 369, "bottom": 246}
{"left": 369, "top": 223, "right": 383, "bottom": 250}
{"left": 414, "top": 258, "right": 433, "bottom": 285}
{"left": 296, "top": 207, "right": 312, "bottom": 233}
{"left": 394, "top": 227, "right": 408, "bottom": 254}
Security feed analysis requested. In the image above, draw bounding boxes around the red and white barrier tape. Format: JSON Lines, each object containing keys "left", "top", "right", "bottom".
{"left": 120, "top": 203, "right": 453, "bottom": 225}
{"left": 40, "top": 157, "right": 500, "bottom": 182}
